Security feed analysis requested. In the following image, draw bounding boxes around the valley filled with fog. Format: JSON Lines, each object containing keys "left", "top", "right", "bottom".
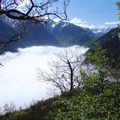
{"left": 0, "top": 45, "right": 88, "bottom": 109}
{"left": 0, "top": 0, "right": 119, "bottom": 119}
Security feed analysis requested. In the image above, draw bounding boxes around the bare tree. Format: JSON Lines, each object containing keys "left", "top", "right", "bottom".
{"left": 3, "top": 102, "right": 16, "bottom": 114}
{"left": 38, "top": 47, "right": 85, "bottom": 93}
{"left": 0, "top": 0, "right": 70, "bottom": 21}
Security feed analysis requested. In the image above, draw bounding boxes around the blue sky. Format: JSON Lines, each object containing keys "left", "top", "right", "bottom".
{"left": 67, "top": 0, "right": 119, "bottom": 26}
{"left": 20, "top": 0, "right": 119, "bottom": 29}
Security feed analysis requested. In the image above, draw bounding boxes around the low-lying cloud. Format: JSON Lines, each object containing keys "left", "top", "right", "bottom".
{"left": 0, "top": 45, "right": 88, "bottom": 109}
{"left": 70, "top": 17, "right": 119, "bottom": 33}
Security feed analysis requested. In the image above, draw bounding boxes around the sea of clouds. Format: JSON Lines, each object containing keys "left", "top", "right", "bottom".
{"left": 0, "top": 45, "right": 88, "bottom": 109}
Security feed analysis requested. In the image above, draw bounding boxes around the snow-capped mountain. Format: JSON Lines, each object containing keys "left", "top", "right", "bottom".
{"left": 46, "top": 20, "right": 97, "bottom": 46}
{"left": 0, "top": 17, "right": 113, "bottom": 53}
{"left": 68, "top": 17, "right": 113, "bottom": 37}
{"left": 0, "top": 18, "right": 98, "bottom": 52}
{"left": 90, "top": 27, "right": 112, "bottom": 37}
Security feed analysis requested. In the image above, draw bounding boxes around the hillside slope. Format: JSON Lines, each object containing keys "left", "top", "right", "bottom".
{"left": 0, "top": 19, "right": 14, "bottom": 42}
{"left": 1, "top": 22, "right": 59, "bottom": 52}
{"left": 47, "top": 21, "right": 97, "bottom": 46}
{"left": 88, "top": 27, "right": 120, "bottom": 70}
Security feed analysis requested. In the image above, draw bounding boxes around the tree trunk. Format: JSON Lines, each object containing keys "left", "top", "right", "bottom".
{"left": 67, "top": 60, "right": 73, "bottom": 91}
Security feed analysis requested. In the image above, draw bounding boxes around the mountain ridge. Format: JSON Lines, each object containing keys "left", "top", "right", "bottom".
{"left": 0, "top": 19, "right": 111, "bottom": 53}
{"left": 46, "top": 20, "right": 97, "bottom": 46}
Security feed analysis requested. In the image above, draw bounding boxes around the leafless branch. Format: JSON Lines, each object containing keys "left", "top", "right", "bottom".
{"left": 37, "top": 48, "right": 83, "bottom": 93}
{"left": 0, "top": 0, "right": 70, "bottom": 21}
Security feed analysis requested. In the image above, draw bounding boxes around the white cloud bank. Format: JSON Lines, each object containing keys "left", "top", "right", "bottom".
{"left": 70, "top": 17, "right": 119, "bottom": 33}
{"left": 104, "top": 21, "right": 119, "bottom": 25}
{"left": 70, "top": 17, "right": 96, "bottom": 29}
{"left": 0, "top": 46, "right": 88, "bottom": 109}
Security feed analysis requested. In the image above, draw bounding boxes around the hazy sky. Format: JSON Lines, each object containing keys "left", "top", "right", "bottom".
{"left": 67, "top": 0, "right": 119, "bottom": 26}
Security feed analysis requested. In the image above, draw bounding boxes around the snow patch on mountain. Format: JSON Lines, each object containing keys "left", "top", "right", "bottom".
{"left": 69, "top": 17, "right": 119, "bottom": 34}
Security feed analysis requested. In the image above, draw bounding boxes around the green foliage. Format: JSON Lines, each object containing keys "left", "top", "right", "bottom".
{"left": 86, "top": 44, "right": 109, "bottom": 92}
{"left": 117, "top": 2, "right": 120, "bottom": 20}
{"left": 117, "top": 1, "right": 120, "bottom": 40}
{"left": 48, "top": 44, "right": 120, "bottom": 120}
{"left": 0, "top": 98, "right": 56, "bottom": 120}
{"left": 86, "top": 44, "right": 107, "bottom": 67}
{"left": 81, "top": 71, "right": 100, "bottom": 87}
{"left": 4, "top": 111, "right": 29, "bottom": 120}
{"left": 49, "top": 45, "right": 120, "bottom": 119}
{"left": 49, "top": 83, "right": 120, "bottom": 120}
{"left": 83, "top": 39, "right": 97, "bottom": 47}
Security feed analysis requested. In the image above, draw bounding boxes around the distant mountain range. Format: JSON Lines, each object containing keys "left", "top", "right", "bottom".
{"left": 0, "top": 18, "right": 113, "bottom": 53}
{"left": 2, "top": 21, "right": 59, "bottom": 52}
{"left": 46, "top": 20, "right": 97, "bottom": 46}
{"left": 90, "top": 27, "right": 112, "bottom": 37}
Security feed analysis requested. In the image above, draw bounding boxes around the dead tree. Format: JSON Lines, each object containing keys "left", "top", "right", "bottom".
{"left": 38, "top": 47, "right": 84, "bottom": 93}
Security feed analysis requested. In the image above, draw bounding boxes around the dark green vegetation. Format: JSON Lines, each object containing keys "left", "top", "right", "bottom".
{"left": 0, "top": 98, "right": 56, "bottom": 120}
{"left": 88, "top": 28, "right": 120, "bottom": 78}
{"left": 0, "top": 83, "right": 120, "bottom": 120}
{"left": 50, "top": 84, "right": 120, "bottom": 120}
{"left": 98, "top": 28, "right": 120, "bottom": 69}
